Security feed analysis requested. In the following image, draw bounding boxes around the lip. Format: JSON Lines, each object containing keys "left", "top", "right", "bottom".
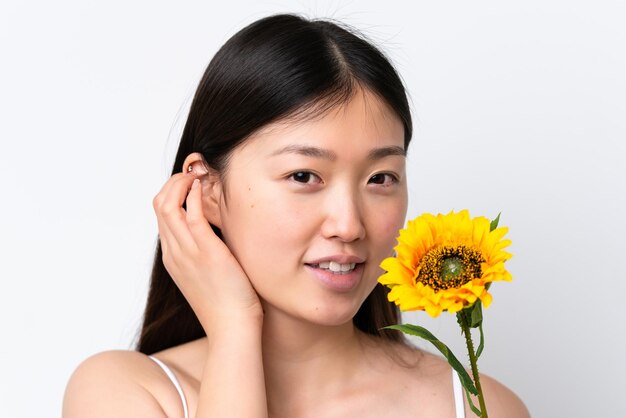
{"left": 305, "top": 262, "right": 365, "bottom": 292}
{"left": 306, "top": 254, "right": 366, "bottom": 265}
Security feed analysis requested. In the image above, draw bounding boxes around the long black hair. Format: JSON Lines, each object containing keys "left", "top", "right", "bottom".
{"left": 136, "top": 13, "right": 412, "bottom": 354}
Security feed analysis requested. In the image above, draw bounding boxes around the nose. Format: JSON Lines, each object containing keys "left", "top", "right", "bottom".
{"left": 320, "top": 188, "right": 366, "bottom": 242}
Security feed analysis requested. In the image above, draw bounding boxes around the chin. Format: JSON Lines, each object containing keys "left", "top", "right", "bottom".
{"left": 257, "top": 276, "right": 375, "bottom": 328}
{"left": 299, "top": 300, "right": 364, "bottom": 327}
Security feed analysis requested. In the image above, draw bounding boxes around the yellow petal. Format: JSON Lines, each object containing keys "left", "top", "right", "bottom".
{"left": 447, "top": 301, "right": 465, "bottom": 313}
{"left": 424, "top": 302, "right": 443, "bottom": 318}
{"left": 480, "top": 291, "right": 493, "bottom": 308}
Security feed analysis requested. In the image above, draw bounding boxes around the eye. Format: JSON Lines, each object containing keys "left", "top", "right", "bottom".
{"left": 289, "top": 171, "right": 322, "bottom": 185}
{"left": 368, "top": 173, "right": 398, "bottom": 186}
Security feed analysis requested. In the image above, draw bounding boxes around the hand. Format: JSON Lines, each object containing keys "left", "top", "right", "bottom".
{"left": 152, "top": 171, "right": 263, "bottom": 333}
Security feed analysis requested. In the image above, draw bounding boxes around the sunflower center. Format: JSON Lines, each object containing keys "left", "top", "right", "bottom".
{"left": 441, "top": 257, "right": 464, "bottom": 281}
{"left": 416, "top": 245, "right": 485, "bottom": 291}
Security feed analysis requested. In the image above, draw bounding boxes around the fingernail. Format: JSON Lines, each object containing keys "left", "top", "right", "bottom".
{"left": 192, "top": 179, "right": 200, "bottom": 189}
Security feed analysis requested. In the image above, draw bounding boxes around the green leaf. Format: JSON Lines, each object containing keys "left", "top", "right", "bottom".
{"left": 490, "top": 212, "right": 501, "bottom": 232}
{"left": 469, "top": 302, "right": 483, "bottom": 328}
{"left": 476, "top": 323, "right": 485, "bottom": 359}
{"left": 384, "top": 324, "right": 478, "bottom": 395}
{"left": 462, "top": 385, "right": 483, "bottom": 417}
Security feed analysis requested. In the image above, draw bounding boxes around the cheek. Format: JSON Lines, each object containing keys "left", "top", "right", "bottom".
{"left": 360, "top": 199, "right": 407, "bottom": 289}
{"left": 370, "top": 200, "right": 407, "bottom": 254}
{"left": 219, "top": 186, "right": 313, "bottom": 275}
{"left": 245, "top": 190, "right": 313, "bottom": 243}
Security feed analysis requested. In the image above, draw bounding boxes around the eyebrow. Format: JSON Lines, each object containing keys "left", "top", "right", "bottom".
{"left": 367, "top": 145, "right": 406, "bottom": 160}
{"left": 270, "top": 144, "right": 406, "bottom": 161}
{"left": 271, "top": 144, "right": 337, "bottom": 160}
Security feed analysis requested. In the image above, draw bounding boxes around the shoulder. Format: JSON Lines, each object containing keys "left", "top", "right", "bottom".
{"left": 471, "top": 372, "right": 530, "bottom": 418}
{"left": 361, "top": 337, "right": 529, "bottom": 417}
{"left": 62, "top": 350, "right": 183, "bottom": 418}
{"left": 406, "top": 349, "right": 530, "bottom": 417}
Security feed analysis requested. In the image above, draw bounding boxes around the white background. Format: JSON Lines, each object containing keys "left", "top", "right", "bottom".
{"left": 1, "top": 1, "right": 625, "bottom": 417}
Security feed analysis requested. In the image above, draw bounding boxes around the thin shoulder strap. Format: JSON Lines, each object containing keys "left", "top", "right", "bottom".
{"left": 149, "top": 355, "right": 189, "bottom": 418}
{"left": 452, "top": 369, "right": 466, "bottom": 418}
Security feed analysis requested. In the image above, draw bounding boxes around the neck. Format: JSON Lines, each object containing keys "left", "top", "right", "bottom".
{"left": 260, "top": 305, "right": 367, "bottom": 413}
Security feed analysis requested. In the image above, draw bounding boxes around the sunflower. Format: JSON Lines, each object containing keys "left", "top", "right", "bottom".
{"left": 378, "top": 210, "right": 512, "bottom": 318}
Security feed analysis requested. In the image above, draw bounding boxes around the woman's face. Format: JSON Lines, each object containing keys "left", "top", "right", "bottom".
{"left": 215, "top": 88, "right": 408, "bottom": 326}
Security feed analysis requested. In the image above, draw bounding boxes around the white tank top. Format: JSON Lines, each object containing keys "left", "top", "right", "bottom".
{"left": 149, "top": 355, "right": 466, "bottom": 418}
{"left": 149, "top": 356, "right": 189, "bottom": 418}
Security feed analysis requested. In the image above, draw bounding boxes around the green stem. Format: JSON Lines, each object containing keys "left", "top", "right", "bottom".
{"left": 459, "top": 312, "right": 488, "bottom": 418}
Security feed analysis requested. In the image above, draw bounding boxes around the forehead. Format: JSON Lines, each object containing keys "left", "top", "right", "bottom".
{"left": 239, "top": 88, "right": 404, "bottom": 155}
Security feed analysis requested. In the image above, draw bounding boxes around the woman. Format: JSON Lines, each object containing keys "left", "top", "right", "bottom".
{"left": 63, "top": 14, "right": 529, "bottom": 417}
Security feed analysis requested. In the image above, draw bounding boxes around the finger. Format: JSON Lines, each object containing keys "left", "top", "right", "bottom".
{"left": 154, "top": 173, "right": 198, "bottom": 251}
{"left": 156, "top": 214, "right": 184, "bottom": 279}
{"left": 185, "top": 178, "right": 222, "bottom": 252}
{"left": 153, "top": 174, "right": 185, "bottom": 256}
{"left": 152, "top": 172, "right": 189, "bottom": 211}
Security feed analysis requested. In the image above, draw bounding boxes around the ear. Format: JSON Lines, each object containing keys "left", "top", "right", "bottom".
{"left": 182, "top": 153, "right": 224, "bottom": 228}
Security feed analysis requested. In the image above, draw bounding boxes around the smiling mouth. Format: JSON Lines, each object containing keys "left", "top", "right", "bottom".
{"left": 307, "top": 261, "right": 359, "bottom": 274}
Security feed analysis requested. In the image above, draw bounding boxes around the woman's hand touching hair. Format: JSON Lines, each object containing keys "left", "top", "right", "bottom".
{"left": 150, "top": 160, "right": 269, "bottom": 417}
{"left": 152, "top": 162, "right": 264, "bottom": 335}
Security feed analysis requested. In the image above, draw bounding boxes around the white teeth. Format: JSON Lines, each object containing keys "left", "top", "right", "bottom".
{"left": 317, "top": 261, "right": 357, "bottom": 273}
